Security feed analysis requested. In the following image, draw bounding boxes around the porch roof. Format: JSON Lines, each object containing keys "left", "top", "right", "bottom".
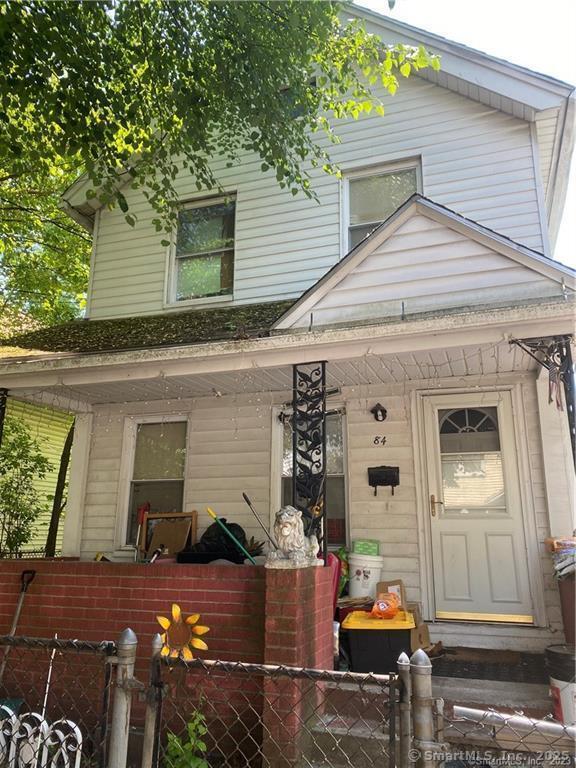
{"left": 0, "top": 298, "right": 572, "bottom": 411}
{"left": 0, "top": 300, "right": 294, "bottom": 358}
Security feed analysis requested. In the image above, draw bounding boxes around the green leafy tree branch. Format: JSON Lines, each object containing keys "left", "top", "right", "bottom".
{"left": 0, "top": 1, "right": 439, "bottom": 327}
{"left": 0, "top": 419, "right": 53, "bottom": 556}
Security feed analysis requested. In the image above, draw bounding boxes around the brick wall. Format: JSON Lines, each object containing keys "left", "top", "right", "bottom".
{"left": 264, "top": 566, "right": 334, "bottom": 669}
{"left": 0, "top": 560, "right": 266, "bottom": 663}
{"left": 263, "top": 566, "right": 334, "bottom": 768}
{"left": 0, "top": 560, "right": 334, "bottom": 668}
{"left": 0, "top": 559, "right": 335, "bottom": 766}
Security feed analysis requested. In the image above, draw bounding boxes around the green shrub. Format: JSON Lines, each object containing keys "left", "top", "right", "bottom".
{"left": 0, "top": 420, "right": 52, "bottom": 556}
{"left": 164, "top": 709, "right": 209, "bottom": 768}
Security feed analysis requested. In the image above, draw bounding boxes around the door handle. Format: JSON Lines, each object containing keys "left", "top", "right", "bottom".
{"left": 430, "top": 494, "right": 444, "bottom": 517}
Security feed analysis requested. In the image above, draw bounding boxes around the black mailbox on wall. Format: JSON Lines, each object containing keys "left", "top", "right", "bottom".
{"left": 368, "top": 465, "right": 400, "bottom": 496}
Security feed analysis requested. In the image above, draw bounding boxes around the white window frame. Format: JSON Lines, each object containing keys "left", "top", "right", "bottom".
{"left": 341, "top": 158, "right": 422, "bottom": 258}
{"left": 164, "top": 194, "right": 237, "bottom": 309}
{"left": 114, "top": 414, "right": 191, "bottom": 550}
{"left": 270, "top": 405, "right": 350, "bottom": 550}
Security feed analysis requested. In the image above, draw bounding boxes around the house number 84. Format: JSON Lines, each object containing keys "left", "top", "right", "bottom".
{"left": 373, "top": 436, "right": 387, "bottom": 445}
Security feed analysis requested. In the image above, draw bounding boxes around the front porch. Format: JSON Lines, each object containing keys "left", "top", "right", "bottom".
{"left": 1, "top": 300, "right": 573, "bottom": 653}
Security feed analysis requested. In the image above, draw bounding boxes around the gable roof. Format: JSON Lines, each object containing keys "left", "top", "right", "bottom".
{"left": 273, "top": 194, "right": 576, "bottom": 330}
{"left": 62, "top": 8, "right": 575, "bottom": 243}
{"left": 0, "top": 300, "right": 294, "bottom": 358}
{"left": 350, "top": 6, "right": 574, "bottom": 114}
{"left": 348, "top": 6, "right": 575, "bottom": 249}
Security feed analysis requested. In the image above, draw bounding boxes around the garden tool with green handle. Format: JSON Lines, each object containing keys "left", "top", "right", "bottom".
{"left": 206, "top": 508, "right": 257, "bottom": 564}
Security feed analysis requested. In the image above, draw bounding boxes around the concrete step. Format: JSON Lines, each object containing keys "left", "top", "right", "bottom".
{"left": 301, "top": 713, "right": 392, "bottom": 768}
{"left": 321, "top": 682, "right": 393, "bottom": 722}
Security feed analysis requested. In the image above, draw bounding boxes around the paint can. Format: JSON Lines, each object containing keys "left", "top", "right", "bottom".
{"left": 348, "top": 553, "right": 384, "bottom": 598}
{"left": 545, "top": 644, "right": 576, "bottom": 725}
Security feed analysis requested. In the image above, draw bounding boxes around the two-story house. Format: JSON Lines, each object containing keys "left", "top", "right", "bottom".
{"left": 1, "top": 8, "right": 574, "bottom": 651}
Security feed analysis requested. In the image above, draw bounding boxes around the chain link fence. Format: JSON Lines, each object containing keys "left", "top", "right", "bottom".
{"left": 0, "top": 634, "right": 116, "bottom": 768}
{"left": 0, "top": 550, "right": 61, "bottom": 559}
{"left": 0, "top": 629, "right": 573, "bottom": 768}
{"left": 146, "top": 657, "right": 399, "bottom": 768}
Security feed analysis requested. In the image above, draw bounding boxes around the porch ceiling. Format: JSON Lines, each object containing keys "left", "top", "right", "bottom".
{"left": 18, "top": 340, "right": 537, "bottom": 408}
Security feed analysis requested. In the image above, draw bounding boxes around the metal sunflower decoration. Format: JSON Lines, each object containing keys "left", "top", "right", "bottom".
{"left": 156, "top": 603, "right": 210, "bottom": 661}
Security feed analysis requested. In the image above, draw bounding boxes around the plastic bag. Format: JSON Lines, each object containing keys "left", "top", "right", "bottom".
{"left": 370, "top": 592, "right": 400, "bottom": 619}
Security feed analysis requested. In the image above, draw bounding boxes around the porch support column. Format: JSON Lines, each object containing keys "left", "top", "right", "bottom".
{"left": 536, "top": 368, "right": 575, "bottom": 537}
{"left": 0, "top": 389, "right": 7, "bottom": 452}
{"left": 291, "top": 361, "right": 327, "bottom": 563}
{"left": 61, "top": 411, "right": 93, "bottom": 557}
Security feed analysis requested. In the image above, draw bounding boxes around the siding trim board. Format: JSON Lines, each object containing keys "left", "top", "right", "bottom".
{"left": 273, "top": 194, "right": 576, "bottom": 331}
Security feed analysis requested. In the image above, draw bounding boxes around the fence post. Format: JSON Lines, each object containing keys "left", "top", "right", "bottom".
{"left": 108, "top": 627, "right": 138, "bottom": 768}
{"left": 141, "top": 633, "right": 163, "bottom": 768}
{"left": 410, "top": 648, "right": 435, "bottom": 768}
{"left": 397, "top": 651, "right": 412, "bottom": 768}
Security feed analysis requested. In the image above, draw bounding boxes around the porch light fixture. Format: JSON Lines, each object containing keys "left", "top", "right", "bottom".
{"left": 370, "top": 403, "right": 387, "bottom": 422}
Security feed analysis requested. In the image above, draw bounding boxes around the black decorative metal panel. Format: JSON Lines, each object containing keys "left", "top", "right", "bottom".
{"left": 291, "top": 362, "right": 327, "bottom": 560}
{"left": 511, "top": 335, "right": 575, "bottom": 468}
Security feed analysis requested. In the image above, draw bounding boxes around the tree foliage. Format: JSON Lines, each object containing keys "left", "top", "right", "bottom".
{"left": 0, "top": 419, "right": 53, "bottom": 556}
{"left": 0, "top": 1, "right": 439, "bottom": 326}
{"left": 0, "top": 162, "right": 90, "bottom": 325}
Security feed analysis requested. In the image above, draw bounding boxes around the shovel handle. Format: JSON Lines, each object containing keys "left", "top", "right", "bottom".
{"left": 21, "top": 570, "right": 36, "bottom": 592}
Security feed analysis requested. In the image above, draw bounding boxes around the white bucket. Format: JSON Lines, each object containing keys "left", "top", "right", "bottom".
{"left": 348, "top": 553, "right": 384, "bottom": 598}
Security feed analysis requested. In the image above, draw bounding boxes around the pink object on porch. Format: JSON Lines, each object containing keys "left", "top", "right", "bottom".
{"left": 327, "top": 552, "right": 341, "bottom": 613}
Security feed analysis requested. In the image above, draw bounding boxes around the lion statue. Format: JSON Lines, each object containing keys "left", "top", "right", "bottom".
{"left": 265, "top": 506, "right": 320, "bottom": 569}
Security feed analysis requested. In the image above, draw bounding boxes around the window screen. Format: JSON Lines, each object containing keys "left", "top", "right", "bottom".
{"left": 127, "top": 421, "right": 187, "bottom": 544}
{"left": 175, "top": 198, "right": 235, "bottom": 300}
{"left": 349, "top": 167, "right": 417, "bottom": 248}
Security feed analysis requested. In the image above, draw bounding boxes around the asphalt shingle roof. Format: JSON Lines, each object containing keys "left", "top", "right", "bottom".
{"left": 0, "top": 300, "right": 294, "bottom": 357}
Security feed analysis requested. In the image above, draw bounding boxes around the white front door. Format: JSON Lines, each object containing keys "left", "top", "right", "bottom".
{"left": 423, "top": 392, "right": 534, "bottom": 623}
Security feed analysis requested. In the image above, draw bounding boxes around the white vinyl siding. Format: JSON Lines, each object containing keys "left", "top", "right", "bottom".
{"left": 288, "top": 214, "right": 571, "bottom": 328}
{"left": 89, "top": 77, "right": 546, "bottom": 319}
{"left": 535, "top": 109, "right": 561, "bottom": 205}
{"left": 76, "top": 370, "right": 561, "bottom": 649}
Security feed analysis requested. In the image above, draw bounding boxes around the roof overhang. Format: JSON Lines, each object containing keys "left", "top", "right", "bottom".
{"left": 350, "top": 5, "right": 574, "bottom": 115}
{"left": 0, "top": 297, "right": 573, "bottom": 397}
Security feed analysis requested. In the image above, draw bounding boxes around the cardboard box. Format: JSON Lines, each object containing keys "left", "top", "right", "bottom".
{"left": 407, "top": 602, "right": 430, "bottom": 651}
{"left": 377, "top": 579, "right": 407, "bottom": 609}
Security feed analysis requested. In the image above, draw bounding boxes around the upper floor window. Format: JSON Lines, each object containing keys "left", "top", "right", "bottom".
{"left": 347, "top": 162, "right": 419, "bottom": 250}
{"left": 174, "top": 196, "right": 235, "bottom": 302}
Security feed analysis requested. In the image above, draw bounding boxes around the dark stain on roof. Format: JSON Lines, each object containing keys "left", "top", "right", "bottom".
{"left": 0, "top": 300, "right": 295, "bottom": 355}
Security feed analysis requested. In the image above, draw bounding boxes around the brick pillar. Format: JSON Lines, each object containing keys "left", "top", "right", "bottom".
{"left": 262, "top": 566, "right": 334, "bottom": 768}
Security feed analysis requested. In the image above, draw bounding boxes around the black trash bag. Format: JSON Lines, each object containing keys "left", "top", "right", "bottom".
{"left": 184, "top": 519, "right": 247, "bottom": 557}
{"left": 200, "top": 519, "right": 246, "bottom": 554}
